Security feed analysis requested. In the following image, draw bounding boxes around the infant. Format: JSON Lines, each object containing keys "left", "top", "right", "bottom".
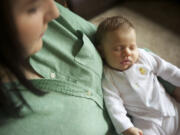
{"left": 96, "top": 16, "right": 180, "bottom": 135}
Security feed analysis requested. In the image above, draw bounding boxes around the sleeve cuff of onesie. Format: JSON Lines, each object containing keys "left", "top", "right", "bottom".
{"left": 119, "top": 121, "right": 134, "bottom": 134}
{"left": 112, "top": 114, "right": 134, "bottom": 134}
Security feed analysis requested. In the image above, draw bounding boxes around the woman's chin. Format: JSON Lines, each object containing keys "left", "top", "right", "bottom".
{"left": 28, "top": 39, "right": 43, "bottom": 56}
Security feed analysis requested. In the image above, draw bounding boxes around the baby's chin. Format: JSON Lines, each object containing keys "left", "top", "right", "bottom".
{"left": 110, "top": 64, "right": 132, "bottom": 71}
{"left": 119, "top": 64, "right": 132, "bottom": 71}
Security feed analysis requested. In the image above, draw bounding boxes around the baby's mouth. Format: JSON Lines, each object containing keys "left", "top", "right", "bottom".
{"left": 120, "top": 59, "right": 131, "bottom": 65}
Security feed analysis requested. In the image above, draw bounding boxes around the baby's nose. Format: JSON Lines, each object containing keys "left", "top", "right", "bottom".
{"left": 124, "top": 48, "right": 131, "bottom": 56}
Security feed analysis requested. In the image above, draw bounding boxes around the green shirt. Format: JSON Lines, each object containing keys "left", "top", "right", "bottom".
{"left": 0, "top": 3, "right": 117, "bottom": 135}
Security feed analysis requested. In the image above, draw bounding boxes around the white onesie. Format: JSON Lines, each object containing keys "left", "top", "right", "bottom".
{"left": 103, "top": 48, "right": 180, "bottom": 135}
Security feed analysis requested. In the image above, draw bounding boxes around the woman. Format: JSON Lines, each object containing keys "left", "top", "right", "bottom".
{"left": 0, "top": 0, "right": 177, "bottom": 135}
{"left": 0, "top": 0, "right": 59, "bottom": 115}
{"left": 0, "top": 0, "right": 116, "bottom": 134}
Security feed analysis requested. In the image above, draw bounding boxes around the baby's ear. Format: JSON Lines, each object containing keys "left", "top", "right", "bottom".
{"left": 96, "top": 45, "right": 105, "bottom": 58}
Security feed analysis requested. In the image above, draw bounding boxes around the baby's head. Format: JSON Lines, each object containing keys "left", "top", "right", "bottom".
{"left": 96, "top": 16, "right": 139, "bottom": 71}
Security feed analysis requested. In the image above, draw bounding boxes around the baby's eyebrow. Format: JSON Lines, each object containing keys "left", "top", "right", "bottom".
{"left": 25, "top": 0, "right": 36, "bottom": 4}
{"left": 24, "top": 0, "right": 43, "bottom": 5}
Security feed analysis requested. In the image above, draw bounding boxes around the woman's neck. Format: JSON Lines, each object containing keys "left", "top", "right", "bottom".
{"left": 1, "top": 58, "right": 42, "bottom": 83}
{"left": 23, "top": 59, "right": 43, "bottom": 80}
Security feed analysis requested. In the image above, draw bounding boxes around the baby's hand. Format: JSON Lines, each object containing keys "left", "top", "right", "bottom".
{"left": 171, "top": 87, "right": 180, "bottom": 103}
{"left": 122, "top": 127, "right": 143, "bottom": 135}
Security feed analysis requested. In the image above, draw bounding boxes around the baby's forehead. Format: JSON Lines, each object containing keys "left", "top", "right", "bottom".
{"left": 114, "top": 25, "right": 135, "bottom": 32}
{"left": 103, "top": 28, "right": 136, "bottom": 44}
{"left": 105, "top": 27, "right": 136, "bottom": 37}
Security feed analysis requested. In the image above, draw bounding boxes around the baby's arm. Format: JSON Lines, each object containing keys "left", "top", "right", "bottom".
{"left": 145, "top": 51, "right": 180, "bottom": 103}
{"left": 144, "top": 50, "right": 180, "bottom": 87}
{"left": 148, "top": 51, "right": 180, "bottom": 103}
{"left": 102, "top": 68, "right": 138, "bottom": 134}
{"left": 123, "top": 127, "right": 143, "bottom": 135}
{"left": 103, "top": 78, "right": 134, "bottom": 134}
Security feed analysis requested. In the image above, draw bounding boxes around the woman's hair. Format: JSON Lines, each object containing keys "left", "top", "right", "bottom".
{"left": 0, "top": 0, "right": 45, "bottom": 117}
{"left": 95, "top": 16, "right": 134, "bottom": 46}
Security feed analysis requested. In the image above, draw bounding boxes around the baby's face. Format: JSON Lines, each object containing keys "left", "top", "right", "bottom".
{"left": 101, "top": 28, "right": 139, "bottom": 71}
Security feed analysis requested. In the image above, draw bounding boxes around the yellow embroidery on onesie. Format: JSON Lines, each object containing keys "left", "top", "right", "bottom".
{"left": 139, "top": 67, "right": 147, "bottom": 75}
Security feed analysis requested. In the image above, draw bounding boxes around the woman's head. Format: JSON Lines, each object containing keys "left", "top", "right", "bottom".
{"left": 0, "top": 0, "right": 59, "bottom": 116}
{"left": 0, "top": 0, "right": 60, "bottom": 67}
{"left": 13, "top": 0, "right": 60, "bottom": 57}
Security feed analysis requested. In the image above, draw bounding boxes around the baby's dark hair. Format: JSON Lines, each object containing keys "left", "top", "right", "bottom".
{"left": 95, "top": 16, "right": 134, "bottom": 45}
